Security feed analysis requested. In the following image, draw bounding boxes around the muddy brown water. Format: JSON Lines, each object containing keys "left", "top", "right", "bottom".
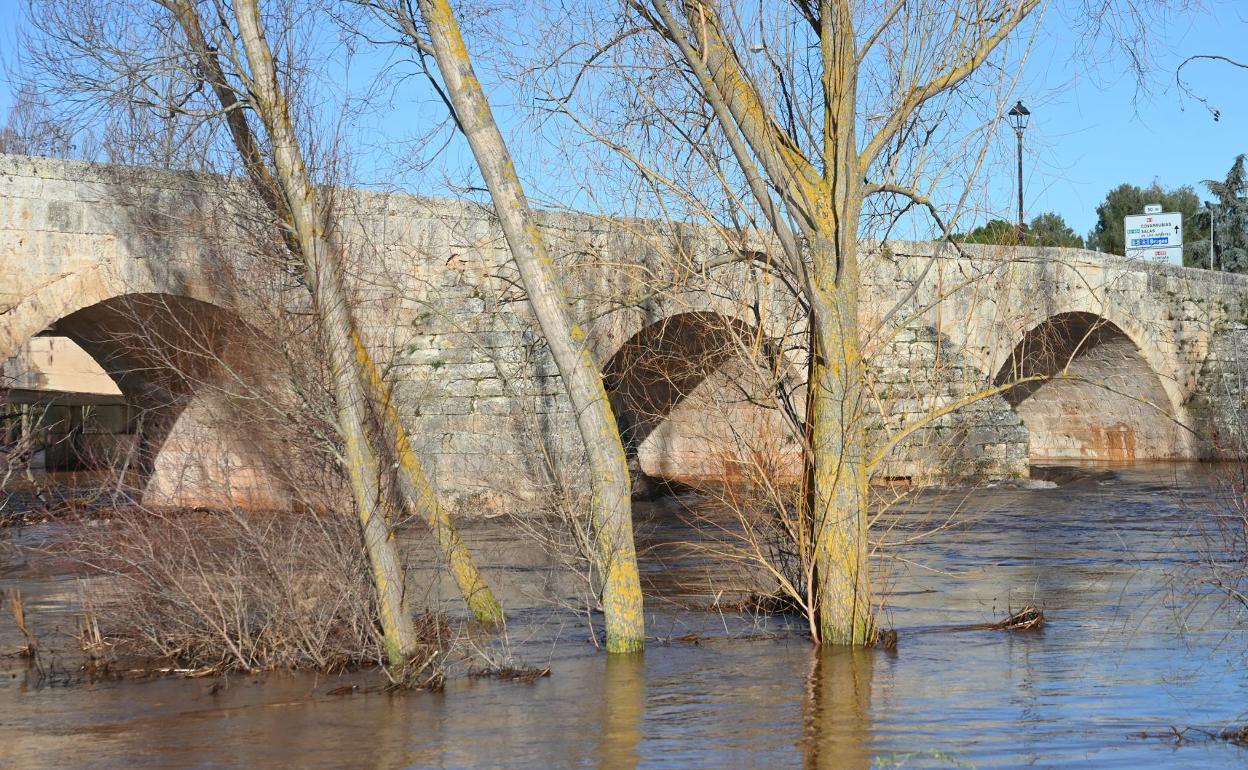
{"left": 1, "top": 463, "right": 1247, "bottom": 768}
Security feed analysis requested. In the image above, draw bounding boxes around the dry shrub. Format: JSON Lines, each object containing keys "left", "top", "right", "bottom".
{"left": 64, "top": 504, "right": 439, "bottom": 673}
{"left": 1196, "top": 462, "right": 1248, "bottom": 612}
{"left": 683, "top": 464, "right": 815, "bottom": 613}
{"left": 1186, "top": 373, "right": 1248, "bottom": 617}
{"left": 1, "top": 402, "right": 48, "bottom": 516}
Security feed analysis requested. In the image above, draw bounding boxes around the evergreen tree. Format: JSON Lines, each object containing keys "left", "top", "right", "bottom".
{"left": 957, "top": 218, "right": 1017, "bottom": 245}
{"left": 1204, "top": 154, "right": 1248, "bottom": 272}
{"left": 956, "top": 213, "right": 1083, "bottom": 248}
{"left": 1027, "top": 212, "right": 1085, "bottom": 248}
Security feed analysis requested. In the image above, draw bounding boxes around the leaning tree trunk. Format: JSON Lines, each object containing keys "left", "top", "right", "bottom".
{"left": 418, "top": 0, "right": 645, "bottom": 652}
{"left": 351, "top": 335, "right": 503, "bottom": 623}
{"left": 232, "top": 0, "right": 418, "bottom": 666}
{"left": 163, "top": 0, "right": 503, "bottom": 627}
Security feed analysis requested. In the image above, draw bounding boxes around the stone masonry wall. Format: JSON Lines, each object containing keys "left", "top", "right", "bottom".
{"left": 4, "top": 155, "right": 1248, "bottom": 513}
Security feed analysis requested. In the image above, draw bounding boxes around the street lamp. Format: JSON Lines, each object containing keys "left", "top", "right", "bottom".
{"left": 1007, "top": 100, "right": 1031, "bottom": 242}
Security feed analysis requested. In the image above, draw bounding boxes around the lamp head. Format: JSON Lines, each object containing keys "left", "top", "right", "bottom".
{"left": 1007, "top": 100, "right": 1031, "bottom": 132}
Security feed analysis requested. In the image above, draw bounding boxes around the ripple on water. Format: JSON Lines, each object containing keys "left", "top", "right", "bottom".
{"left": 0, "top": 463, "right": 1247, "bottom": 768}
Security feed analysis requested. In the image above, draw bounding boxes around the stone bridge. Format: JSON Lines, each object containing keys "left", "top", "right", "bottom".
{"left": 3, "top": 154, "right": 1247, "bottom": 512}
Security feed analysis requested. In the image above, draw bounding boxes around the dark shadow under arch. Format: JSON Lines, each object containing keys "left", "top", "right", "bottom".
{"left": 993, "top": 312, "right": 1182, "bottom": 462}
{"left": 602, "top": 311, "right": 803, "bottom": 487}
{"left": 12, "top": 292, "right": 292, "bottom": 507}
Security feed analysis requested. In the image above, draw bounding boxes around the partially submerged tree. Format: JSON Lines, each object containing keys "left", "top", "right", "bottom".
{"left": 168, "top": 1, "right": 506, "bottom": 628}
{"left": 614, "top": 0, "right": 1046, "bottom": 645}
{"left": 354, "top": 0, "right": 646, "bottom": 652}
{"left": 17, "top": 0, "right": 1184, "bottom": 654}
{"left": 22, "top": 0, "right": 504, "bottom": 667}
{"left": 227, "top": 0, "right": 428, "bottom": 664}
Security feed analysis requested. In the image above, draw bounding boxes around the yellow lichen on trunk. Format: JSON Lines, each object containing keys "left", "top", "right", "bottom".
{"left": 167, "top": 0, "right": 503, "bottom": 639}
{"left": 418, "top": 0, "right": 645, "bottom": 651}
{"left": 350, "top": 330, "right": 504, "bottom": 624}
{"left": 230, "top": 0, "right": 419, "bottom": 667}
{"left": 801, "top": 225, "right": 872, "bottom": 646}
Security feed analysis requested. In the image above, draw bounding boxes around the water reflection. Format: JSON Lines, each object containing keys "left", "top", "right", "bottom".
{"left": 369, "top": 697, "right": 408, "bottom": 770}
{"left": 801, "top": 648, "right": 873, "bottom": 770}
{"left": 599, "top": 653, "right": 645, "bottom": 770}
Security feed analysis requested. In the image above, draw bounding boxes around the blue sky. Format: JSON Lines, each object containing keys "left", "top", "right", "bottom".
{"left": 1016, "top": 0, "right": 1248, "bottom": 236}
{"left": 1, "top": 0, "right": 1245, "bottom": 239}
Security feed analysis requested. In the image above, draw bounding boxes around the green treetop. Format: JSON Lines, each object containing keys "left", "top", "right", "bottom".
{"left": 955, "top": 212, "right": 1084, "bottom": 248}
{"left": 1087, "top": 182, "right": 1205, "bottom": 264}
{"left": 1201, "top": 154, "right": 1248, "bottom": 272}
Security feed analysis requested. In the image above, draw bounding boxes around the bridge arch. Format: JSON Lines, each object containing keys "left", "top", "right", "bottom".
{"left": 5, "top": 291, "right": 291, "bottom": 508}
{"left": 993, "top": 311, "right": 1186, "bottom": 463}
{"left": 601, "top": 311, "right": 804, "bottom": 485}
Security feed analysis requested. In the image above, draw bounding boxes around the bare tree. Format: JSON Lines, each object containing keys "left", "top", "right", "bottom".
{"left": 351, "top": 0, "right": 646, "bottom": 652}
{"left": 0, "top": 83, "right": 77, "bottom": 157}
{"left": 1177, "top": 53, "right": 1248, "bottom": 122}
{"left": 20, "top": 0, "right": 505, "bottom": 667}
{"left": 197, "top": 0, "right": 502, "bottom": 662}
{"left": 602, "top": 0, "right": 1047, "bottom": 645}
{"left": 511, "top": 0, "right": 1179, "bottom": 644}
{"left": 162, "top": 0, "right": 505, "bottom": 626}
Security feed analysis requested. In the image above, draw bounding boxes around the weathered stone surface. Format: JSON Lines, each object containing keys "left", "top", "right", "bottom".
{"left": 4, "top": 154, "right": 1248, "bottom": 513}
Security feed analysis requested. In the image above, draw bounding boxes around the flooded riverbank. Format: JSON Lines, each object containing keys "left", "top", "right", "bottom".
{"left": 2, "top": 463, "right": 1247, "bottom": 768}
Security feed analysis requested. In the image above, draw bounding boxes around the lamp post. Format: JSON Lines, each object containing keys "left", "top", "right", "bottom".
{"left": 1007, "top": 100, "right": 1031, "bottom": 243}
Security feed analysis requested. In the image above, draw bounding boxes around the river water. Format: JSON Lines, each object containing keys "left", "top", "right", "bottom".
{"left": 1, "top": 463, "right": 1246, "bottom": 768}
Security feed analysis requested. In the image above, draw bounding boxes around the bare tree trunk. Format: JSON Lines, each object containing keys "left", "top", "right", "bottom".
{"left": 351, "top": 336, "right": 504, "bottom": 623}
{"left": 417, "top": 0, "right": 645, "bottom": 652}
{"left": 807, "top": 242, "right": 871, "bottom": 645}
{"left": 162, "top": 0, "right": 503, "bottom": 627}
{"left": 231, "top": 0, "right": 418, "bottom": 666}
{"left": 808, "top": 5, "right": 872, "bottom": 645}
